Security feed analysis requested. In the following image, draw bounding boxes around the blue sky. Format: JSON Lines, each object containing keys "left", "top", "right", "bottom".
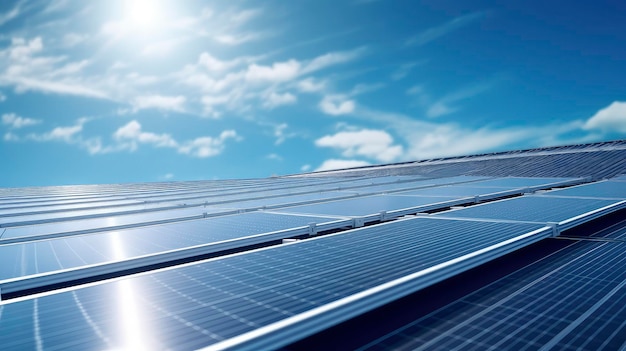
{"left": 1, "top": 0, "right": 625, "bottom": 187}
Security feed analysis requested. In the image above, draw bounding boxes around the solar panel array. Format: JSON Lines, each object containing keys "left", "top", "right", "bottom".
{"left": 1, "top": 140, "right": 626, "bottom": 350}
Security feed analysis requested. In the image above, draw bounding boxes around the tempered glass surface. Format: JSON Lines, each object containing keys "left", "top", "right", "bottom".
{"left": 0, "top": 202, "right": 188, "bottom": 226}
{"left": 0, "top": 218, "right": 548, "bottom": 350}
{"left": 278, "top": 195, "right": 464, "bottom": 217}
{"left": 347, "top": 176, "right": 490, "bottom": 194}
{"left": 207, "top": 191, "right": 355, "bottom": 210}
{"left": 0, "top": 199, "right": 146, "bottom": 216}
{"left": 436, "top": 196, "right": 620, "bottom": 223}
{"left": 0, "top": 207, "right": 210, "bottom": 241}
{"left": 0, "top": 212, "right": 338, "bottom": 282}
{"left": 543, "top": 181, "right": 626, "bottom": 199}
{"left": 465, "top": 177, "right": 578, "bottom": 188}
{"left": 358, "top": 241, "right": 626, "bottom": 351}
{"left": 396, "top": 185, "right": 520, "bottom": 197}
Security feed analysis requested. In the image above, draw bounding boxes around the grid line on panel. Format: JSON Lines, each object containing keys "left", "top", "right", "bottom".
{"left": 0, "top": 218, "right": 549, "bottom": 350}
{"left": 357, "top": 241, "right": 626, "bottom": 351}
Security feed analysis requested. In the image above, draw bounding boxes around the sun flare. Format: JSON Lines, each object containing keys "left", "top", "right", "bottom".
{"left": 125, "top": 0, "right": 162, "bottom": 30}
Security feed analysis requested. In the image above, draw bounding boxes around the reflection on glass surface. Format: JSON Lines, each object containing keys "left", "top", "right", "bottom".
{"left": 111, "top": 232, "right": 148, "bottom": 350}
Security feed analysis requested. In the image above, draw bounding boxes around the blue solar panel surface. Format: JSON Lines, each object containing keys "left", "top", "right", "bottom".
{"left": 0, "top": 212, "right": 342, "bottom": 285}
{"left": 276, "top": 195, "right": 468, "bottom": 218}
{"left": 542, "top": 180, "right": 626, "bottom": 199}
{"left": 396, "top": 185, "right": 520, "bottom": 198}
{"left": 0, "top": 207, "right": 207, "bottom": 241}
{"left": 448, "top": 177, "right": 580, "bottom": 189}
{"left": 1, "top": 141, "right": 626, "bottom": 350}
{"left": 0, "top": 218, "right": 550, "bottom": 350}
{"left": 436, "top": 195, "right": 622, "bottom": 225}
{"left": 358, "top": 240, "right": 626, "bottom": 351}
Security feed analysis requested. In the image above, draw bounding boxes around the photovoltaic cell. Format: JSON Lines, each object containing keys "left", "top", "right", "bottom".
{"left": 0, "top": 218, "right": 551, "bottom": 350}
{"left": 339, "top": 176, "right": 490, "bottom": 194}
{"left": 541, "top": 180, "right": 626, "bottom": 199}
{"left": 0, "top": 212, "right": 347, "bottom": 296}
{"left": 275, "top": 194, "right": 470, "bottom": 220}
{"left": 206, "top": 191, "right": 357, "bottom": 210}
{"left": 395, "top": 185, "right": 522, "bottom": 199}
{"left": 436, "top": 195, "right": 625, "bottom": 231}
{"left": 463, "top": 177, "right": 582, "bottom": 189}
{"left": 357, "top": 241, "right": 626, "bottom": 351}
{"left": 0, "top": 206, "right": 208, "bottom": 242}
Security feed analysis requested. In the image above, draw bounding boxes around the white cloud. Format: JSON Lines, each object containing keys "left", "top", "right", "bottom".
{"left": 114, "top": 120, "right": 177, "bottom": 151}
{"left": 302, "top": 48, "right": 365, "bottom": 74}
{"left": 263, "top": 91, "right": 297, "bottom": 109}
{"left": 0, "top": 92, "right": 6, "bottom": 102}
{"left": 357, "top": 108, "right": 585, "bottom": 161}
{"left": 319, "top": 95, "right": 356, "bottom": 116}
{"left": 198, "top": 53, "right": 239, "bottom": 72}
{"left": 245, "top": 60, "right": 301, "bottom": 83}
{"left": 2, "top": 113, "right": 41, "bottom": 129}
{"left": 9, "top": 37, "right": 43, "bottom": 60}
{"left": 178, "top": 130, "right": 239, "bottom": 158}
{"left": 132, "top": 95, "right": 186, "bottom": 112}
{"left": 315, "top": 159, "right": 371, "bottom": 172}
{"left": 4, "top": 132, "right": 19, "bottom": 141}
{"left": 583, "top": 101, "right": 626, "bottom": 133}
{"left": 315, "top": 128, "right": 403, "bottom": 162}
{"left": 27, "top": 118, "right": 87, "bottom": 143}
{"left": 111, "top": 120, "right": 238, "bottom": 157}
{"left": 162, "top": 173, "right": 174, "bottom": 180}
{"left": 6, "top": 77, "right": 108, "bottom": 99}
{"left": 406, "top": 12, "right": 486, "bottom": 46}
{"left": 266, "top": 153, "right": 283, "bottom": 161}
{"left": 273, "top": 123, "right": 290, "bottom": 145}
{"left": 301, "top": 164, "right": 311, "bottom": 172}
{"left": 297, "top": 78, "right": 326, "bottom": 93}
{"left": 215, "top": 33, "right": 263, "bottom": 45}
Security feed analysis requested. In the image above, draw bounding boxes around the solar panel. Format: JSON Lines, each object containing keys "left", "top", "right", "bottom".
{"left": 462, "top": 177, "right": 583, "bottom": 190}
{"left": 274, "top": 195, "right": 472, "bottom": 222}
{"left": 357, "top": 241, "right": 626, "bottom": 351}
{"left": 206, "top": 191, "right": 358, "bottom": 210}
{"left": 337, "top": 176, "right": 490, "bottom": 194}
{"left": 0, "top": 212, "right": 350, "bottom": 298}
{"left": 435, "top": 195, "right": 625, "bottom": 232}
{"left": 0, "top": 202, "right": 195, "bottom": 227}
{"left": 541, "top": 180, "right": 626, "bottom": 199}
{"left": 395, "top": 185, "right": 523, "bottom": 200}
{"left": 0, "top": 207, "right": 208, "bottom": 243}
{"left": 0, "top": 218, "right": 551, "bottom": 350}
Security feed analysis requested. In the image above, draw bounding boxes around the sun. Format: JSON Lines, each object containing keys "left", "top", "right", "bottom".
{"left": 125, "top": 0, "right": 162, "bottom": 30}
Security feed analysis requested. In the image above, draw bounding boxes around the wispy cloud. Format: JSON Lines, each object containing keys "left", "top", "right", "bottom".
{"left": 2, "top": 113, "right": 41, "bottom": 128}
{"left": 583, "top": 101, "right": 626, "bottom": 133}
{"left": 406, "top": 11, "right": 486, "bottom": 46}
{"left": 263, "top": 91, "right": 297, "bottom": 109}
{"left": 408, "top": 78, "right": 498, "bottom": 118}
{"left": 111, "top": 120, "right": 240, "bottom": 157}
{"left": 319, "top": 95, "right": 356, "bottom": 116}
{"left": 132, "top": 95, "right": 187, "bottom": 113}
{"left": 266, "top": 153, "right": 283, "bottom": 161}
{"left": 315, "top": 127, "right": 403, "bottom": 162}
{"left": 0, "top": 1, "right": 23, "bottom": 27}
{"left": 179, "top": 130, "right": 240, "bottom": 158}
{"left": 355, "top": 107, "right": 587, "bottom": 160}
